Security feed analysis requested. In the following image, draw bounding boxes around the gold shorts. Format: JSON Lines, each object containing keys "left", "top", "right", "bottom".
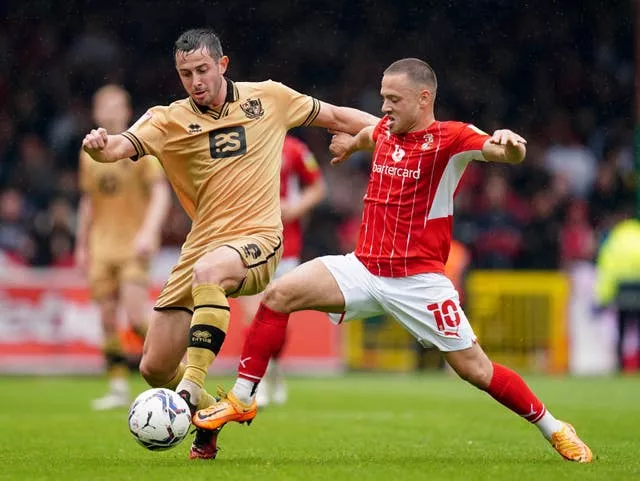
{"left": 89, "top": 257, "right": 150, "bottom": 300}
{"left": 155, "top": 233, "right": 282, "bottom": 312}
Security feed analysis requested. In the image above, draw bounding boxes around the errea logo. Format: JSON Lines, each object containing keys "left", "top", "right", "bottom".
{"left": 187, "top": 123, "right": 202, "bottom": 134}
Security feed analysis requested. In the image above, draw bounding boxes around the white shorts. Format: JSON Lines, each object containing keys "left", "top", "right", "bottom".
{"left": 320, "top": 253, "right": 477, "bottom": 352}
{"left": 275, "top": 257, "right": 300, "bottom": 278}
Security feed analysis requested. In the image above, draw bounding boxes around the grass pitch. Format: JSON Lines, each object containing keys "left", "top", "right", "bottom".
{"left": 1, "top": 373, "right": 638, "bottom": 481}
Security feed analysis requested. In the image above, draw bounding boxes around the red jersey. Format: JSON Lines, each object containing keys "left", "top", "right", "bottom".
{"left": 280, "top": 135, "right": 322, "bottom": 258}
{"left": 355, "top": 117, "right": 490, "bottom": 277}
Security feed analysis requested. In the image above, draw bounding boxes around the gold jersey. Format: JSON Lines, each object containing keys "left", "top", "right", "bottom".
{"left": 79, "top": 151, "right": 164, "bottom": 260}
{"left": 122, "top": 79, "right": 320, "bottom": 250}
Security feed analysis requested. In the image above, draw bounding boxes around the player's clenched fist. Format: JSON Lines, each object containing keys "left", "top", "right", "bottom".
{"left": 329, "top": 131, "right": 356, "bottom": 165}
{"left": 82, "top": 128, "right": 109, "bottom": 153}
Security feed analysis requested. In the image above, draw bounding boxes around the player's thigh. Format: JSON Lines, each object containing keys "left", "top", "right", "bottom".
{"left": 193, "top": 245, "right": 248, "bottom": 292}
{"left": 315, "top": 253, "right": 384, "bottom": 323}
{"left": 264, "top": 258, "right": 346, "bottom": 313}
{"left": 142, "top": 308, "right": 191, "bottom": 374}
{"left": 380, "top": 273, "right": 477, "bottom": 352}
{"left": 225, "top": 234, "right": 283, "bottom": 297}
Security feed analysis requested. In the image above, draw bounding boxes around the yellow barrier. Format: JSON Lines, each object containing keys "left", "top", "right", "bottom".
{"left": 466, "top": 271, "right": 569, "bottom": 373}
{"left": 344, "top": 271, "right": 570, "bottom": 373}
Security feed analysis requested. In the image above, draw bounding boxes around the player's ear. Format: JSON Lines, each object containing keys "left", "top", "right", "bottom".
{"left": 419, "top": 89, "right": 432, "bottom": 106}
{"left": 218, "top": 56, "right": 229, "bottom": 74}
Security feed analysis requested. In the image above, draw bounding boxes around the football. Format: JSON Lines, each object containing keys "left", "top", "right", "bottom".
{"left": 128, "top": 388, "right": 192, "bottom": 451}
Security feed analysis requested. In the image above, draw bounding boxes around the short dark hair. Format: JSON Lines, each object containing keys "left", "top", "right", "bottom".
{"left": 384, "top": 58, "right": 437, "bottom": 92}
{"left": 174, "top": 28, "right": 223, "bottom": 60}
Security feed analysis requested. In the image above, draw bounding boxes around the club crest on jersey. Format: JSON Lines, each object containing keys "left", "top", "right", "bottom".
{"left": 421, "top": 133, "right": 434, "bottom": 151}
{"left": 391, "top": 144, "right": 406, "bottom": 162}
{"left": 240, "top": 98, "right": 264, "bottom": 120}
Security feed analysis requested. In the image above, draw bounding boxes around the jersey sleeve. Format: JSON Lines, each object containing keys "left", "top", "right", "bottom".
{"left": 269, "top": 81, "right": 321, "bottom": 129}
{"left": 452, "top": 123, "right": 491, "bottom": 160}
{"left": 122, "top": 107, "right": 168, "bottom": 161}
{"left": 139, "top": 155, "right": 165, "bottom": 186}
{"left": 372, "top": 116, "right": 389, "bottom": 142}
{"left": 291, "top": 140, "right": 322, "bottom": 186}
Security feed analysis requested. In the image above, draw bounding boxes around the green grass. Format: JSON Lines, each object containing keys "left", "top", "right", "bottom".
{"left": 1, "top": 373, "right": 638, "bottom": 481}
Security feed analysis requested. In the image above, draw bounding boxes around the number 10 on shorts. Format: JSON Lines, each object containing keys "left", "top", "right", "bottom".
{"left": 427, "top": 300, "right": 461, "bottom": 337}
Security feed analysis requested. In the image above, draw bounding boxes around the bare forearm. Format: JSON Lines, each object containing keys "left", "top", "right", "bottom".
{"left": 333, "top": 107, "right": 379, "bottom": 135}
{"left": 84, "top": 134, "right": 136, "bottom": 163}
{"left": 139, "top": 180, "right": 171, "bottom": 238}
{"left": 287, "top": 180, "right": 326, "bottom": 220}
{"left": 313, "top": 102, "right": 379, "bottom": 135}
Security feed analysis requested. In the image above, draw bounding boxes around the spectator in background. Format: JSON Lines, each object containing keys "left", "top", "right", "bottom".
{"left": 544, "top": 113, "right": 598, "bottom": 199}
{"left": 518, "top": 190, "right": 561, "bottom": 269}
{"left": 559, "top": 200, "right": 595, "bottom": 269}
{"left": 595, "top": 211, "right": 640, "bottom": 371}
{"left": 589, "top": 158, "right": 634, "bottom": 234}
{"left": 474, "top": 172, "right": 522, "bottom": 268}
{"left": 0, "top": 188, "right": 31, "bottom": 264}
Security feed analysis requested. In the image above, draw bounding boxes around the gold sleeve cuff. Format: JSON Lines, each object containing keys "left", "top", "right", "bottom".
{"left": 121, "top": 132, "right": 146, "bottom": 161}
{"left": 301, "top": 98, "right": 321, "bottom": 127}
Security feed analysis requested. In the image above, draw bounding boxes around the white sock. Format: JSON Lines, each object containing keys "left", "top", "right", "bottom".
{"left": 534, "top": 411, "right": 564, "bottom": 440}
{"left": 109, "top": 377, "right": 128, "bottom": 395}
{"left": 176, "top": 378, "right": 201, "bottom": 405}
{"left": 232, "top": 378, "right": 257, "bottom": 405}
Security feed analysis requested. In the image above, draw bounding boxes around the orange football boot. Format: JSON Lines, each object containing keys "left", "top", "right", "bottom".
{"left": 193, "top": 387, "right": 257, "bottom": 430}
{"left": 550, "top": 422, "right": 593, "bottom": 463}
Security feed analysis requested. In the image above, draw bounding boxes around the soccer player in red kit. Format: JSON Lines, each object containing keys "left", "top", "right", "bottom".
{"left": 194, "top": 58, "right": 593, "bottom": 463}
{"left": 237, "top": 134, "right": 326, "bottom": 407}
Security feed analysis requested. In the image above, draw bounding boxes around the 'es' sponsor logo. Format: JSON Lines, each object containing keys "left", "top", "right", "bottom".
{"left": 208, "top": 126, "right": 247, "bottom": 159}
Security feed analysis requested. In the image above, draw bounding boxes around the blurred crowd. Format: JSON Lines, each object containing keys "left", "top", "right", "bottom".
{"left": 0, "top": 0, "right": 634, "bottom": 270}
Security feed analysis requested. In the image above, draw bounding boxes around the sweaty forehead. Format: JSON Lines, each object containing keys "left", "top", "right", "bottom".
{"left": 175, "top": 47, "right": 215, "bottom": 68}
{"left": 380, "top": 73, "right": 414, "bottom": 94}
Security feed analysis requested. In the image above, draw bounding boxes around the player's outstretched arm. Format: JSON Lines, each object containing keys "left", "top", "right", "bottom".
{"left": 329, "top": 126, "right": 375, "bottom": 165}
{"left": 82, "top": 127, "right": 137, "bottom": 163}
{"left": 311, "top": 101, "right": 379, "bottom": 135}
{"left": 482, "top": 129, "right": 527, "bottom": 164}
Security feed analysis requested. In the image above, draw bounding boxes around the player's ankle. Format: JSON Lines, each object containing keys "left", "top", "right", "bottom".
{"left": 534, "top": 411, "right": 563, "bottom": 440}
{"left": 232, "top": 378, "right": 257, "bottom": 405}
{"left": 176, "top": 378, "right": 202, "bottom": 405}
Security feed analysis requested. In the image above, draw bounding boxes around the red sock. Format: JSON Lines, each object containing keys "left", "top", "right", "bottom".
{"left": 238, "top": 303, "right": 289, "bottom": 382}
{"left": 272, "top": 329, "right": 288, "bottom": 360}
{"left": 484, "top": 362, "right": 546, "bottom": 423}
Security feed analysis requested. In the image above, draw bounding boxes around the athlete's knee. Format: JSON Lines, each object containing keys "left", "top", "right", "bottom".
{"left": 262, "top": 279, "right": 296, "bottom": 313}
{"left": 139, "top": 354, "right": 173, "bottom": 387}
{"left": 192, "top": 251, "right": 243, "bottom": 291}
{"left": 454, "top": 358, "right": 493, "bottom": 389}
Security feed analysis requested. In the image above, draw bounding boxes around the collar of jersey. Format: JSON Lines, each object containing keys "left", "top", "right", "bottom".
{"left": 188, "top": 78, "right": 239, "bottom": 119}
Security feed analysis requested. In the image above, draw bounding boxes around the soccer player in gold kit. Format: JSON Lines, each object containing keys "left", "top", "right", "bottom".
{"left": 76, "top": 85, "right": 171, "bottom": 410}
{"left": 82, "top": 28, "right": 378, "bottom": 459}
